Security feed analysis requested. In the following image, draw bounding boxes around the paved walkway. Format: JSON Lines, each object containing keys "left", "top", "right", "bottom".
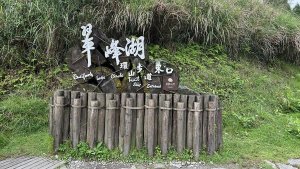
{"left": 0, "top": 156, "right": 66, "bottom": 169}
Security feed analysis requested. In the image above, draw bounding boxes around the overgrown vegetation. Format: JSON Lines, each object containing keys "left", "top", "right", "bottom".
{"left": 1, "top": 0, "right": 300, "bottom": 70}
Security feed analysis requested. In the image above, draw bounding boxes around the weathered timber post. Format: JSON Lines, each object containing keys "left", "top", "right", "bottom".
{"left": 187, "top": 95, "right": 196, "bottom": 149}
{"left": 119, "top": 93, "right": 128, "bottom": 151}
{"left": 136, "top": 93, "right": 145, "bottom": 149}
{"left": 193, "top": 102, "right": 201, "bottom": 160}
{"left": 114, "top": 93, "right": 120, "bottom": 147}
{"left": 123, "top": 98, "right": 133, "bottom": 155}
{"left": 176, "top": 102, "right": 185, "bottom": 153}
{"left": 49, "top": 97, "right": 54, "bottom": 136}
{"left": 80, "top": 92, "right": 88, "bottom": 142}
{"left": 70, "top": 91, "right": 80, "bottom": 141}
{"left": 72, "top": 98, "right": 81, "bottom": 148}
{"left": 172, "top": 94, "right": 180, "bottom": 147}
{"left": 181, "top": 95, "right": 188, "bottom": 147}
{"left": 158, "top": 94, "right": 166, "bottom": 149}
{"left": 216, "top": 99, "right": 223, "bottom": 150}
{"left": 202, "top": 95, "right": 209, "bottom": 150}
{"left": 207, "top": 95, "right": 216, "bottom": 155}
{"left": 129, "top": 93, "right": 137, "bottom": 148}
{"left": 97, "top": 93, "right": 106, "bottom": 144}
{"left": 87, "top": 100, "right": 99, "bottom": 148}
{"left": 105, "top": 93, "right": 114, "bottom": 145}
{"left": 54, "top": 96, "right": 64, "bottom": 153}
{"left": 196, "top": 95, "right": 204, "bottom": 151}
{"left": 161, "top": 101, "right": 171, "bottom": 155}
{"left": 63, "top": 90, "right": 71, "bottom": 141}
{"left": 147, "top": 99, "right": 155, "bottom": 156}
{"left": 152, "top": 94, "right": 159, "bottom": 147}
{"left": 144, "top": 93, "right": 151, "bottom": 146}
{"left": 107, "top": 99, "right": 117, "bottom": 150}
{"left": 166, "top": 94, "right": 173, "bottom": 148}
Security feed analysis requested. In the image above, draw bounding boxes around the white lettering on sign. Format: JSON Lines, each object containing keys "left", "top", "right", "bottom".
{"left": 129, "top": 76, "right": 140, "bottom": 82}
{"left": 147, "top": 84, "right": 161, "bottom": 89}
{"left": 111, "top": 73, "right": 124, "bottom": 79}
{"left": 105, "top": 36, "right": 145, "bottom": 65}
{"left": 73, "top": 72, "right": 94, "bottom": 80}
{"left": 155, "top": 61, "right": 164, "bottom": 74}
{"left": 137, "top": 63, "right": 143, "bottom": 73}
{"left": 105, "top": 39, "right": 125, "bottom": 65}
{"left": 166, "top": 67, "right": 173, "bottom": 74}
{"left": 133, "top": 82, "right": 141, "bottom": 87}
{"left": 96, "top": 75, "right": 106, "bottom": 81}
{"left": 144, "top": 73, "right": 152, "bottom": 81}
{"left": 128, "top": 70, "right": 135, "bottom": 77}
{"left": 81, "top": 24, "right": 95, "bottom": 67}
{"left": 125, "top": 36, "right": 145, "bottom": 59}
{"left": 120, "top": 62, "right": 128, "bottom": 70}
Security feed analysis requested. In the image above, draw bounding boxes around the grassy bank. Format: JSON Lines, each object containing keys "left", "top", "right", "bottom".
{"left": 0, "top": 44, "right": 299, "bottom": 165}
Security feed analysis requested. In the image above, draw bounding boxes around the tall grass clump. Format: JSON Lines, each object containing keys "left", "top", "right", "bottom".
{"left": 1, "top": 0, "right": 300, "bottom": 69}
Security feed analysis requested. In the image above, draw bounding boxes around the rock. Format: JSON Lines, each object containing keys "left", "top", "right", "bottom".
{"left": 264, "top": 160, "right": 277, "bottom": 169}
{"left": 153, "top": 163, "right": 166, "bottom": 169}
{"left": 276, "top": 163, "right": 297, "bottom": 169}
{"left": 288, "top": 159, "right": 300, "bottom": 167}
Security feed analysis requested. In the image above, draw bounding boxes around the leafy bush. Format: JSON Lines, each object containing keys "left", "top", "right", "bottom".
{"left": 287, "top": 117, "right": 300, "bottom": 138}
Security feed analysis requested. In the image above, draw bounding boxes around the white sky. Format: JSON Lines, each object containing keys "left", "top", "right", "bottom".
{"left": 289, "top": 0, "right": 300, "bottom": 9}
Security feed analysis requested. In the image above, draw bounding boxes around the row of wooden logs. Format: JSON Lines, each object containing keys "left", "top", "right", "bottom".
{"left": 49, "top": 90, "right": 222, "bottom": 159}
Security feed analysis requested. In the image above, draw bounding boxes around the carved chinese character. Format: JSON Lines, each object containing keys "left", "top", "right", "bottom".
{"left": 81, "top": 24, "right": 95, "bottom": 67}
{"left": 166, "top": 67, "right": 173, "bottom": 74}
{"left": 105, "top": 39, "right": 125, "bottom": 65}
{"left": 137, "top": 63, "right": 143, "bottom": 73}
{"left": 125, "top": 36, "right": 145, "bottom": 59}
{"left": 154, "top": 61, "right": 164, "bottom": 74}
{"left": 120, "top": 62, "right": 129, "bottom": 70}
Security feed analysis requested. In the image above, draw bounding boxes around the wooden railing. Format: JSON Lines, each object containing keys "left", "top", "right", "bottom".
{"left": 49, "top": 90, "right": 222, "bottom": 158}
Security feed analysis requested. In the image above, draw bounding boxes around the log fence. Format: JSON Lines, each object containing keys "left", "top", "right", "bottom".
{"left": 49, "top": 90, "right": 223, "bottom": 157}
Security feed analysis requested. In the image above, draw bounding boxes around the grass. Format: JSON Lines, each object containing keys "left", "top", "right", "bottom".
{"left": 1, "top": 0, "right": 300, "bottom": 70}
{"left": 0, "top": 44, "right": 300, "bottom": 166}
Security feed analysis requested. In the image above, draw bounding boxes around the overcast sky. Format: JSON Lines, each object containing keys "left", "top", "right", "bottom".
{"left": 289, "top": 0, "right": 300, "bottom": 8}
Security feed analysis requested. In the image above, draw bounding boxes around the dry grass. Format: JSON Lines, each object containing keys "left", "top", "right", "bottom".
{"left": 1, "top": 0, "right": 300, "bottom": 69}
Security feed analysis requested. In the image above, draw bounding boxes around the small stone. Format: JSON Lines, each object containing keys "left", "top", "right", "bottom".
{"left": 264, "top": 160, "right": 277, "bottom": 169}
{"left": 288, "top": 159, "right": 300, "bottom": 167}
{"left": 130, "top": 165, "right": 137, "bottom": 169}
{"left": 276, "top": 163, "right": 297, "bottom": 169}
{"left": 153, "top": 163, "right": 166, "bottom": 169}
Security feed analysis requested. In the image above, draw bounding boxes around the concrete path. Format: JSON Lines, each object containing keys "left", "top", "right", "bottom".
{"left": 0, "top": 156, "right": 66, "bottom": 169}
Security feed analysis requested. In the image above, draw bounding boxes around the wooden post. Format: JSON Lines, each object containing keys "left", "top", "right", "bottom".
{"left": 207, "top": 96, "right": 216, "bottom": 155}
{"left": 70, "top": 91, "right": 80, "bottom": 141}
{"left": 119, "top": 93, "right": 128, "bottom": 151}
{"left": 72, "top": 98, "right": 81, "bottom": 148}
{"left": 172, "top": 94, "right": 180, "bottom": 147}
{"left": 129, "top": 93, "right": 137, "bottom": 148}
{"left": 158, "top": 94, "right": 166, "bottom": 149}
{"left": 54, "top": 96, "right": 64, "bottom": 153}
{"left": 80, "top": 92, "right": 88, "bottom": 142}
{"left": 152, "top": 94, "right": 158, "bottom": 147}
{"left": 147, "top": 99, "right": 155, "bottom": 156}
{"left": 166, "top": 94, "right": 173, "bottom": 148}
{"left": 187, "top": 95, "right": 195, "bottom": 149}
{"left": 107, "top": 100, "right": 117, "bottom": 150}
{"left": 63, "top": 90, "right": 71, "bottom": 141}
{"left": 87, "top": 100, "right": 99, "bottom": 148}
{"left": 161, "top": 101, "right": 170, "bottom": 155}
{"left": 144, "top": 93, "right": 151, "bottom": 146}
{"left": 105, "top": 93, "right": 114, "bottom": 145}
{"left": 136, "top": 93, "right": 145, "bottom": 149}
{"left": 202, "top": 95, "right": 209, "bottom": 150}
{"left": 97, "top": 93, "right": 106, "bottom": 144}
{"left": 49, "top": 97, "right": 54, "bottom": 136}
{"left": 52, "top": 90, "right": 64, "bottom": 137}
{"left": 197, "top": 95, "right": 204, "bottom": 151}
{"left": 193, "top": 102, "right": 201, "bottom": 160}
{"left": 176, "top": 102, "right": 185, "bottom": 153}
{"left": 216, "top": 97, "right": 223, "bottom": 150}
{"left": 124, "top": 98, "right": 133, "bottom": 155}
{"left": 114, "top": 93, "right": 120, "bottom": 147}
{"left": 181, "top": 95, "right": 188, "bottom": 148}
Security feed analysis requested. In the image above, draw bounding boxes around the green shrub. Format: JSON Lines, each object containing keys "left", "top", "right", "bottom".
{"left": 287, "top": 117, "right": 300, "bottom": 138}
